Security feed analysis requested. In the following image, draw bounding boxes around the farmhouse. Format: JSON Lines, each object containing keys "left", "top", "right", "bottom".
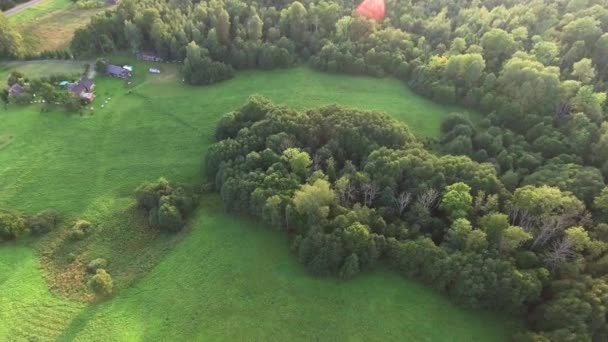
{"left": 8, "top": 83, "right": 25, "bottom": 97}
{"left": 106, "top": 64, "right": 132, "bottom": 78}
{"left": 67, "top": 77, "right": 95, "bottom": 103}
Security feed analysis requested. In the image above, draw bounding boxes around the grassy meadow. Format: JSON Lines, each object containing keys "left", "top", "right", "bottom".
{"left": 8, "top": 0, "right": 106, "bottom": 53}
{"left": 0, "top": 60, "right": 511, "bottom": 340}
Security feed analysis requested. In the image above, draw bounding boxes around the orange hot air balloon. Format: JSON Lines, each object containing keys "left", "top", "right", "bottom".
{"left": 355, "top": 0, "right": 386, "bottom": 21}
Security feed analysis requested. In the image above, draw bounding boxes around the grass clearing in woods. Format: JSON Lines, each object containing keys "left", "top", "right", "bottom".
{"left": 0, "top": 61, "right": 502, "bottom": 340}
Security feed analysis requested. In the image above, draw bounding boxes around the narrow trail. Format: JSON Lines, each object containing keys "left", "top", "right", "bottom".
{"left": 3, "top": 0, "right": 46, "bottom": 16}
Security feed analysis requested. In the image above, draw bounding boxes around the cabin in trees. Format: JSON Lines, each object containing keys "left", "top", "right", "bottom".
{"left": 105, "top": 64, "right": 132, "bottom": 78}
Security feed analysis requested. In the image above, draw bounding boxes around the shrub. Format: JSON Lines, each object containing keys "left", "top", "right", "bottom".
{"left": 87, "top": 258, "right": 108, "bottom": 273}
{"left": 135, "top": 178, "right": 197, "bottom": 232}
{"left": 69, "top": 219, "right": 94, "bottom": 240}
{"left": 88, "top": 269, "right": 113, "bottom": 296}
{"left": 0, "top": 211, "right": 27, "bottom": 241}
{"left": 157, "top": 202, "right": 184, "bottom": 232}
{"left": 28, "top": 210, "right": 61, "bottom": 235}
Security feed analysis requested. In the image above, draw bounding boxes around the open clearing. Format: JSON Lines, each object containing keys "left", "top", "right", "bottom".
{"left": 0, "top": 61, "right": 509, "bottom": 340}
{"left": 8, "top": 0, "right": 105, "bottom": 53}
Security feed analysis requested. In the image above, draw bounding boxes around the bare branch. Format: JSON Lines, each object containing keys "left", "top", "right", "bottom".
{"left": 395, "top": 191, "right": 412, "bottom": 216}
{"left": 544, "top": 237, "right": 575, "bottom": 270}
{"left": 417, "top": 188, "right": 439, "bottom": 210}
{"left": 509, "top": 206, "right": 536, "bottom": 232}
{"left": 312, "top": 153, "right": 322, "bottom": 171}
{"left": 532, "top": 214, "right": 576, "bottom": 249}
{"left": 362, "top": 182, "right": 379, "bottom": 207}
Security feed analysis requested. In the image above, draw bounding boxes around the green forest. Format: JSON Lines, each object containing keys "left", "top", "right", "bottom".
{"left": 3, "top": 0, "right": 608, "bottom": 340}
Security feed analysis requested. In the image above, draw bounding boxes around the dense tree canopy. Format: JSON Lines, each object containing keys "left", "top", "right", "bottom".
{"left": 11, "top": 0, "right": 608, "bottom": 340}
{"left": 206, "top": 97, "right": 608, "bottom": 340}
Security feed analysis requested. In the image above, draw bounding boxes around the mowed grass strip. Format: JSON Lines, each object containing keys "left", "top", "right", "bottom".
{"left": 0, "top": 62, "right": 505, "bottom": 340}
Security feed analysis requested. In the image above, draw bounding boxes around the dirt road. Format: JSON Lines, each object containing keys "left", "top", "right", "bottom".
{"left": 3, "top": 0, "right": 46, "bottom": 17}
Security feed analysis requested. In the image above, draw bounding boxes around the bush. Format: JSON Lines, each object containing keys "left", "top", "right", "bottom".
{"left": 135, "top": 178, "right": 197, "bottom": 232}
{"left": 87, "top": 258, "right": 108, "bottom": 273}
{"left": 28, "top": 210, "right": 61, "bottom": 235}
{"left": 69, "top": 219, "right": 94, "bottom": 240}
{"left": 0, "top": 211, "right": 27, "bottom": 241}
{"left": 88, "top": 269, "right": 113, "bottom": 296}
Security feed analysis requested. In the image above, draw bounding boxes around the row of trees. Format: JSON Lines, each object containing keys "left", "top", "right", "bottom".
{"left": 206, "top": 97, "right": 608, "bottom": 340}
{"left": 66, "top": 0, "right": 608, "bottom": 182}
{"left": 1, "top": 71, "right": 85, "bottom": 112}
{"left": 0, "top": 209, "right": 61, "bottom": 241}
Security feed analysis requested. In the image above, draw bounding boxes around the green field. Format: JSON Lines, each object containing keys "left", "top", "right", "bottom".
{"left": 0, "top": 60, "right": 87, "bottom": 80}
{"left": 8, "top": 0, "right": 105, "bottom": 53}
{"left": 0, "top": 62, "right": 513, "bottom": 340}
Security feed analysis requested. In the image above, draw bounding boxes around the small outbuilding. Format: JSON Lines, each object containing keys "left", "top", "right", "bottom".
{"left": 149, "top": 67, "right": 161, "bottom": 74}
{"left": 138, "top": 51, "right": 163, "bottom": 62}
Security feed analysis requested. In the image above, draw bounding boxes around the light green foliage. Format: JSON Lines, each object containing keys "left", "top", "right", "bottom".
{"left": 512, "top": 185, "right": 584, "bottom": 219}
{"left": 293, "top": 179, "right": 336, "bottom": 222}
{"left": 87, "top": 258, "right": 108, "bottom": 273}
{"left": 0, "top": 210, "right": 26, "bottom": 241}
{"left": 447, "top": 218, "right": 473, "bottom": 250}
{"left": 282, "top": 148, "right": 312, "bottom": 177}
{"left": 465, "top": 229, "right": 488, "bottom": 252}
{"left": 565, "top": 226, "right": 591, "bottom": 252}
{"left": 88, "top": 268, "right": 113, "bottom": 296}
{"left": 572, "top": 58, "right": 596, "bottom": 84}
{"left": 479, "top": 213, "right": 510, "bottom": 246}
{"left": 500, "top": 226, "right": 532, "bottom": 254}
{"left": 440, "top": 182, "right": 473, "bottom": 220}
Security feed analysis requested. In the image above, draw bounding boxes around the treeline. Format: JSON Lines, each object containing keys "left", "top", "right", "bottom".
{"left": 66, "top": 0, "right": 608, "bottom": 185}
{"left": 206, "top": 97, "right": 608, "bottom": 341}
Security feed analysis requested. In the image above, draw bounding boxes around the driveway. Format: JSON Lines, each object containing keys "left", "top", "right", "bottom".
{"left": 3, "top": 0, "right": 46, "bottom": 17}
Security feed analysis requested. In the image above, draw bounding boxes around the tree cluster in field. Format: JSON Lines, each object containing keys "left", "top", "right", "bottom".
{"left": 135, "top": 178, "right": 197, "bottom": 232}
{"left": 0, "top": 209, "right": 61, "bottom": 241}
{"left": 206, "top": 96, "right": 608, "bottom": 341}
{"left": 2, "top": 71, "right": 85, "bottom": 112}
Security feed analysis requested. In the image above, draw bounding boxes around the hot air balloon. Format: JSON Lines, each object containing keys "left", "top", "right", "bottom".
{"left": 355, "top": 0, "right": 385, "bottom": 21}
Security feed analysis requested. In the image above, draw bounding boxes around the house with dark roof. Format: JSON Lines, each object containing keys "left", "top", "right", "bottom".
{"left": 67, "top": 77, "right": 95, "bottom": 103}
{"left": 8, "top": 83, "right": 25, "bottom": 97}
{"left": 106, "top": 64, "right": 132, "bottom": 78}
{"left": 79, "top": 78, "right": 94, "bottom": 92}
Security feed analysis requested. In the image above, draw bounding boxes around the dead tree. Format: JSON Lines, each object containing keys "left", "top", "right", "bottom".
{"left": 336, "top": 179, "right": 357, "bottom": 205}
{"left": 417, "top": 188, "right": 439, "bottom": 210}
{"left": 532, "top": 214, "right": 576, "bottom": 249}
{"left": 312, "top": 152, "right": 322, "bottom": 171}
{"left": 394, "top": 191, "right": 412, "bottom": 216}
{"left": 544, "top": 237, "right": 575, "bottom": 270}
{"left": 362, "top": 182, "right": 379, "bottom": 207}
{"left": 509, "top": 206, "right": 536, "bottom": 232}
